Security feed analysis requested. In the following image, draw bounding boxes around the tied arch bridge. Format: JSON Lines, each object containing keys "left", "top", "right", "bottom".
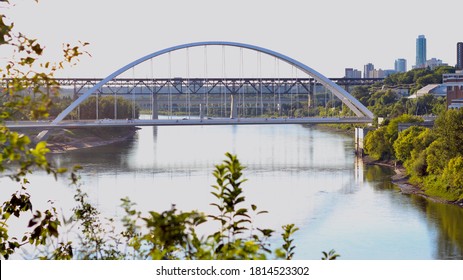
{"left": 3, "top": 41, "right": 374, "bottom": 139}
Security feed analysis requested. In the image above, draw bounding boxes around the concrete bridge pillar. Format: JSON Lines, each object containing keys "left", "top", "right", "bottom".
{"left": 308, "top": 81, "right": 314, "bottom": 115}
{"left": 199, "top": 104, "right": 204, "bottom": 120}
{"left": 308, "top": 93, "right": 312, "bottom": 110}
{"left": 152, "top": 93, "right": 158, "bottom": 119}
{"left": 230, "top": 93, "right": 238, "bottom": 119}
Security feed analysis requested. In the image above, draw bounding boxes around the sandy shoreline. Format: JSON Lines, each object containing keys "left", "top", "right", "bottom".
{"left": 363, "top": 156, "right": 462, "bottom": 207}
{"left": 46, "top": 130, "right": 137, "bottom": 153}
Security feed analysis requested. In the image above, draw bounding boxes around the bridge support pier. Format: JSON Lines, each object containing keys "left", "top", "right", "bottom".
{"left": 230, "top": 93, "right": 238, "bottom": 119}
{"left": 151, "top": 93, "right": 158, "bottom": 119}
{"left": 308, "top": 92, "right": 312, "bottom": 112}
{"left": 308, "top": 80, "right": 315, "bottom": 116}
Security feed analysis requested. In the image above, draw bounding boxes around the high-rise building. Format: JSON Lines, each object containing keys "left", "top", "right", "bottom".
{"left": 425, "top": 58, "right": 447, "bottom": 70}
{"left": 345, "top": 68, "right": 362, "bottom": 78}
{"left": 457, "top": 42, "right": 463, "bottom": 70}
{"left": 415, "top": 35, "right": 427, "bottom": 68}
{"left": 394, "top": 59, "right": 407, "bottom": 73}
{"left": 370, "top": 69, "right": 392, "bottom": 78}
{"left": 364, "top": 63, "right": 374, "bottom": 78}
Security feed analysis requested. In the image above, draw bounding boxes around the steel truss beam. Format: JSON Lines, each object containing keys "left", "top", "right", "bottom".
{"left": 45, "top": 77, "right": 381, "bottom": 96}
{"left": 32, "top": 41, "right": 376, "bottom": 140}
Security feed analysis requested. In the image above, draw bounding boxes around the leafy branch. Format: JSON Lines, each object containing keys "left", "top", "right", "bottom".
{"left": 0, "top": 0, "right": 88, "bottom": 259}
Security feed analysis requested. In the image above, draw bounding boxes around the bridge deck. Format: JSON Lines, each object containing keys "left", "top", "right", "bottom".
{"left": 6, "top": 117, "right": 372, "bottom": 129}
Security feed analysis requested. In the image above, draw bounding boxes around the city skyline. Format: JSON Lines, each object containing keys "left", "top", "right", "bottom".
{"left": 1, "top": 0, "right": 462, "bottom": 78}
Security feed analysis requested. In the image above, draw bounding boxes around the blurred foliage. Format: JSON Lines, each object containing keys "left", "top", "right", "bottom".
{"left": 322, "top": 249, "right": 340, "bottom": 260}
{"left": 36, "top": 153, "right": 328, "bottom": 260}
{"left": 0, "top": 0, "right": 86, "bottom": 259}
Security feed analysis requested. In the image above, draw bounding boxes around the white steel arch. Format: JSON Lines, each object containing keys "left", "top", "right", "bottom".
{"left": 53, "top": 41, "right": 373, "bottom": 123}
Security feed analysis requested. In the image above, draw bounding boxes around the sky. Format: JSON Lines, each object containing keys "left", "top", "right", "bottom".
{"left": 1, "top": 0, "right": 462, "bottom": 78}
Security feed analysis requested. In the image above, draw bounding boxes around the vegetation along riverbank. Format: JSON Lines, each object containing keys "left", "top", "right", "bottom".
{"left": 363, "top": 111, "right": 463, "bottom": 207}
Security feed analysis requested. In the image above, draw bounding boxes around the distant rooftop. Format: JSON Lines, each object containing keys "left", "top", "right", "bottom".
{"left": 414, "top": 84, "right": 447, "bottom": 97}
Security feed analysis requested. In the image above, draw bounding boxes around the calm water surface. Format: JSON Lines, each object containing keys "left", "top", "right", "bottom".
{"left": 10, "top": 122, "right": 463, "bottom": 259}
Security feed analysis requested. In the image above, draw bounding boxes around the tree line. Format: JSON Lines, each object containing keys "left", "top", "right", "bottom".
{"left": 50, "top": 96, "right": 140, "bottom": 120}
{"left": 364, "top": 110, "right": 463, "bottom": 202}
{"left": 358, "top": 66, "right": 463, "bottom": 202}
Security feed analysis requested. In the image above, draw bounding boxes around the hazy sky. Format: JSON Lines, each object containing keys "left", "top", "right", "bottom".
{"left": 2, "top": 0, "right": 462, "bottom": 78}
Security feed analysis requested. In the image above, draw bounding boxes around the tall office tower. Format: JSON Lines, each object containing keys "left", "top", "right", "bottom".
{"left": 415, "top": 35, "right": 427, "bottom": 68}
{"left": 345, "top": 68, "right": 362, "bottom": 78}
{"left": 345, "top": 68, "right": 354, "bottom": 78}
{"left": 457, "top": 42, "right": 463, "bottom": 70}
{"left": 394, "top": 58, "right": 407, "bottom": 73}
{"left": 364, "top": 63, "right": 374, "bottom": 78}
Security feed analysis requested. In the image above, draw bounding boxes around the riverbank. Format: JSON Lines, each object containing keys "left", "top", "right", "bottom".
{"left": 46, "top": 127, "right": 138, "bottom": 153}
{"left": 363, "top": 156, "right": 463, "bottom": 207}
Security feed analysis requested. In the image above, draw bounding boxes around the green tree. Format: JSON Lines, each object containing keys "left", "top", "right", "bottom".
{"left": 425, "top": 140, "right": 450, "bottom": 175}
{"left": 381, "top": 110, "right": 463, "bottom": 201}
{"left": 402, "top": 128, "right": 435, "bottom": 178}
{"left": 409, "top": 95, "right": 445, "bottom": 116}
{"left": 40, "top": 153, "right": 306, "bottom": 260}
{"left": 374, "top": 89, "right": 399, "bottom": 116}
{"left": 423, "top": 109, "right": 463, "bottom": 177}
{"left": 434, "top": 109, "right": 463, "bottom": 156}
{"left": 393, "top": 126, "right": 428, "bottom": 163}
{"left": 350, "top": 86, "right": 370, "bottom": 105}
{"left": 442, "top": 156, "right": 463, "bottom": 200}
{"left": 384, "top": 114, "right": 423, "bottom": 145}
{"left": 76, "top": 96, "right": 139, "bottom": 120}
{"left": 0, "top": 0, "right": 86, "bottom": 259}
{"left": 406, "top": 149, "right": 428, "bottom": 179}
{"left": 364, "top": 127, "right": 389, "bottom": 160}
{"left": 365, "top": 114, "right": 423, "bottom": 160}
{"left": 389, "top": 98, "right": 409, "bottom": 118}
{"left": 382, "top": 66, "right": 454, "bottom": 96}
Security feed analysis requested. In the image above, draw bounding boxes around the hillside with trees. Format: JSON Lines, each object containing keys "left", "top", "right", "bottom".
{"left": 383, "top": 66, "right": 455, "bottom": 93}
{"left": 360, "top": 66, "right": 463, "bottom": 203}
{"left": 350, "top": 66, "right": 454, "bottom": 119}
{"left": 364, "top": 110, "right": 463, "bottom": 203}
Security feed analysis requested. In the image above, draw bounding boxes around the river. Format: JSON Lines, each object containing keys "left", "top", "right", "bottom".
{"left": 7, "top": 121, "right": 463, "bottom": 259}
